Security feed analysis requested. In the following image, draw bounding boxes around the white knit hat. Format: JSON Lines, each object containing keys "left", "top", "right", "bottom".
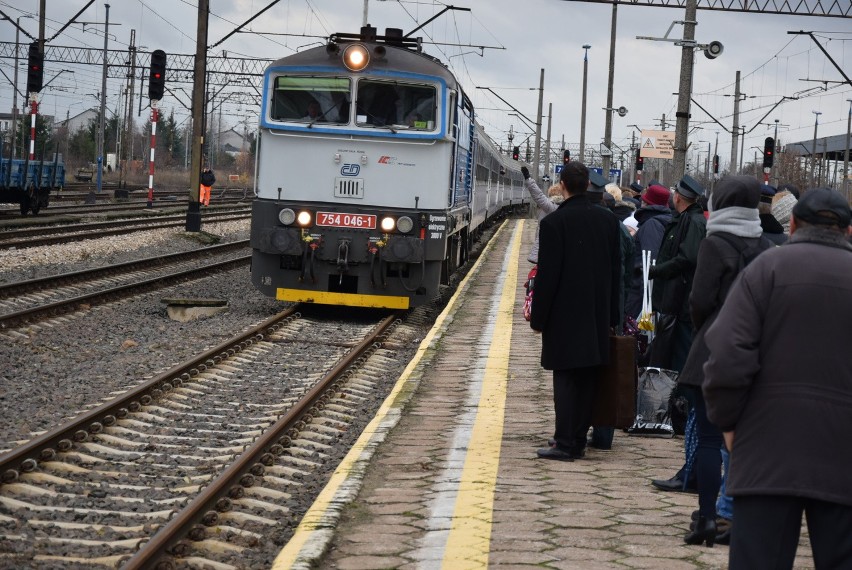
{"left": 771, "top": 192, "right": 797, "bottom": 228}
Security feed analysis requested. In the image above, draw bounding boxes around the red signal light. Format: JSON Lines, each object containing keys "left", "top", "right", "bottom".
{"left": 27, "top": 42, "right": 44, "bottom": 93}
{"left": 148, "top": 49, "right": 167, "bottom": 100}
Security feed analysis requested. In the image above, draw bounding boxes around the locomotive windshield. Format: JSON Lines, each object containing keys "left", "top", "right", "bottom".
{"left": 355, "top": 80, "right": 436, "bottom": 130}
{"left": 271, "top": 76, "right": 351, "bottom": 123}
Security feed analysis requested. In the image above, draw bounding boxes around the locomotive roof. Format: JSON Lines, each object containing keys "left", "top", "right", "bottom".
{"left": 266, "top": 35, "right": 459, "bottom": 87}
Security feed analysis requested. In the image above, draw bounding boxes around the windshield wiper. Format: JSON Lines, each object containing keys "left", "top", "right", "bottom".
{"left": 308, "top": 97, "right": 347, "bottom": 128}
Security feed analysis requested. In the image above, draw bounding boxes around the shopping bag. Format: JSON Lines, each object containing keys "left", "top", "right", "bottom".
{"left": 627, "top": 367, "right": 678, "bottom": 437}
{"left": 591, "top": 335, "right": 637, "bottom": 429}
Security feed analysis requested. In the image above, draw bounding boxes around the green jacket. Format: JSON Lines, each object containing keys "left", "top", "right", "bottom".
{"left": 649, "top": 202, "right": 706, "bottom": 319}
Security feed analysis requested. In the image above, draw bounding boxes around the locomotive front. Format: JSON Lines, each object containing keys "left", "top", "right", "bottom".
{"left": 250, "top": 27, "right": 472, "bottom": 309}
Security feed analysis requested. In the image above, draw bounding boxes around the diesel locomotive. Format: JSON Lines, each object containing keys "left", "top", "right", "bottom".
{"left": 250, "top": 26, "right": 529, "bottom": 308}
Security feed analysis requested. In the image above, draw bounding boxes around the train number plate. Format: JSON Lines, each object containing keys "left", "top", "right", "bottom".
{"left": 316, "top": 212, "right": 377, "bottom": 229}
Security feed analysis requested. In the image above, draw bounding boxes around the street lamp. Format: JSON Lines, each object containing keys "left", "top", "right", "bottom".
{"left": 579, "top": 44, "right": 591, "bottom": 164}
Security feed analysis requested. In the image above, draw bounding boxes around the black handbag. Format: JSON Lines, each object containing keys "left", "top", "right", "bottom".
{"left": 646, "top": 312, "right": 678, "bottom": 369}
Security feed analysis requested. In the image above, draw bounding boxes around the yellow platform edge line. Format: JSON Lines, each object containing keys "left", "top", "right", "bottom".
{"left": 441, "top": 221, "right": 523, "bottom": 569}
{"left": 276, "top": 289, "right": 410, "bottom": 309}
{"left": 271, "top": 219, "right": 516, "bottom": 570}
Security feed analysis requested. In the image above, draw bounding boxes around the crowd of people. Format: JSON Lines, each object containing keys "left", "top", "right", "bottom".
{"left": 523, "top": 162, "right": 852, "bottom": 568}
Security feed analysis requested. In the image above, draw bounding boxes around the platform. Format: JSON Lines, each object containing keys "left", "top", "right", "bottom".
{"left": 271, "top": 219, "right": 815, "bottom": 570}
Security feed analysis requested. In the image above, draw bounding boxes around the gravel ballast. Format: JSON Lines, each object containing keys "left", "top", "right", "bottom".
{"left": 0, "top": 219, "right": 285, "bottom": 449}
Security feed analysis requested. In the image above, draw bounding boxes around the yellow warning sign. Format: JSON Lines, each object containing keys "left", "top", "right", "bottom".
{"left": 640, "top": 130, "right": 675, "bottom": 160}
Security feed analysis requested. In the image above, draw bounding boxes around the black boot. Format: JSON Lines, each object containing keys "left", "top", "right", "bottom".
{"left": 684, "top": 516, "right": 716, "bottom": 547}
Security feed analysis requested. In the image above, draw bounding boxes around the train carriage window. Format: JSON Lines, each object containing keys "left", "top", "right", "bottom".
{"left": 271, "top": 76, "right": 351, "bottom": 123}
{"left": 355, "top": 80, "right": 437, "bottom": 130}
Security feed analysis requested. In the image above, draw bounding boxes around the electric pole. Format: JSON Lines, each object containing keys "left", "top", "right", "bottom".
{"left": 11, "top": 18, "right": 22, "bottom": 160}
{"left": 122, "top": 29, "right": 137, "bottom": 191}
{"left": 672, "top": 0, "right": 696, "bottom": 182}
{"left": 579, "top": 45, "right": 591, "bottom": 163}
{"left": 187, "top": 0, "right": 209, "bottom": 232}
{"left": 544, "top": 102, "right": 552, "bottom": 182}
{"left": 844, "top": 99, "right": 851, "bottom": 199}
{"left": 730, "top": 70, "right": 741, "bottom": 175}
{"left": 533, "top": 68, "right": 544, "bottom": 183}
{"left": 602, "top": 1, "right": 618, "bottom": 177}
{"left": 96, "top": 4, "right": 110, "bottom": 194}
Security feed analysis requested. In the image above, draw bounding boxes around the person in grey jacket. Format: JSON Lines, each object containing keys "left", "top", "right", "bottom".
{"left": 703, "top": 187, "right": 852, "bottom": 568}
{"left": 677, "top": 176, "right": 774, "bottom": 546}
{"left": 521, "top": 166, "right": 563, "bottom": 264}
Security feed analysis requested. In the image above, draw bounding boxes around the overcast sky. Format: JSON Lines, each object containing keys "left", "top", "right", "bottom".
{"left": 2, "top": 0, "right": 850, "bottom": 171}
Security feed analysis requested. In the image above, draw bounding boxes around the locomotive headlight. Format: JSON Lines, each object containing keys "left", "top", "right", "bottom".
{"left": 297, "top": 211, "right": 312, "bottom": 226}
{"left": 278, "top": 208, "right": 296, "bottom": 226}
{"left": 397, "top": 216, "right": 414, "bottom": 234}
{"left": 380, "top": 216, "right": 396, "bottom": 232}
{"left": 343, "top": 44, "right": 370, "bottom": 71}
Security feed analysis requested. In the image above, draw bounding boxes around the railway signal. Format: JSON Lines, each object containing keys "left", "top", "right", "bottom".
{"left": 148, "top": 49, "right": 167, "bottom": 100}
{"left": 563, "top": 149, "right": 571, "bottom": 164}
{"left": 635, "top": 149, "right": 644, "bottom": 171}
{"left": 27, "top": 42, "right": 43, "bottom": 94}
{"left": 512, "top": 146, "right": 519, "bottom": 161}
{"left": 713, "top": 154, "right": 720, "bottom": 175}
{"left": 763, "top": 137, "right": 775, "bottom": 168}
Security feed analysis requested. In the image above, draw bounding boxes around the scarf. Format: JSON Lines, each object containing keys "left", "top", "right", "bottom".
{"left": 705, "top": 206, "right": 762, "bottom": 238}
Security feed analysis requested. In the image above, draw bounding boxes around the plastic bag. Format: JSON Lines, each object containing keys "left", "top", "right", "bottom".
{"left": 627, "top": 367, "right": 678, "bottom": 437}
{"left": 638, "top": 250, "right": 655, "bottom": 332}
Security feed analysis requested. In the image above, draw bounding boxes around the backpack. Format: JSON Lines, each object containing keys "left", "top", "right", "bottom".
{"left": 200, "top": 170, "right": 216, "bottom": 187}
{"left": 712, "top": 233, "right": 770, "bottom": 272}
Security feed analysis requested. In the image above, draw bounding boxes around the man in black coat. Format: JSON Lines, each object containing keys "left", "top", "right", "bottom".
{"left": 530, "top": 162, "right": 622, "bottom": 461}
{"left": 648, "top": 174, "right": 707, "bottom": 371}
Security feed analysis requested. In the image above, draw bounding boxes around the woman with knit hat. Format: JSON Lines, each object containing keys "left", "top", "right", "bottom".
{"left": 677, "top": 176, "right": 774, "bottom": 547}
{"left": 624, "top": 184, "right": 672, "bottom": 319}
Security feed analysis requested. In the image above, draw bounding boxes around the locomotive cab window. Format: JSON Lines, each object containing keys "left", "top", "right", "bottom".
{"left": 271, "top": 76, "right": 351, "bottom": 124}
{"left": 355, "top": 80, "right": 437, "bottom": 130}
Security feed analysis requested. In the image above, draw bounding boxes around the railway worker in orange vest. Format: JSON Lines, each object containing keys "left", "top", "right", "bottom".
{"left": 200, "top": 167, "right": 216, "bottom": 206}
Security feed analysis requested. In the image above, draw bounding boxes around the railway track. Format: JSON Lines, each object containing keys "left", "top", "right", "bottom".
{"left": 0, "top": 209, "right": 251, "bottom": 250}
{"left": 0, "top": 241, "right": 251, "bottom": 330}
{"left": 0, "top": 305, "right": 420, "bottom": 568}
{"left": 0, "top": 197, "right": 251, "bottom": 220}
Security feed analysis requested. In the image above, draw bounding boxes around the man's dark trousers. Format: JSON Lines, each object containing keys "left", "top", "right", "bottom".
{"left": 552, "top": 366, "right": 599, "bottom": 455}
{"left": 730, "top": 495, "right": 852, "bottom": 569}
